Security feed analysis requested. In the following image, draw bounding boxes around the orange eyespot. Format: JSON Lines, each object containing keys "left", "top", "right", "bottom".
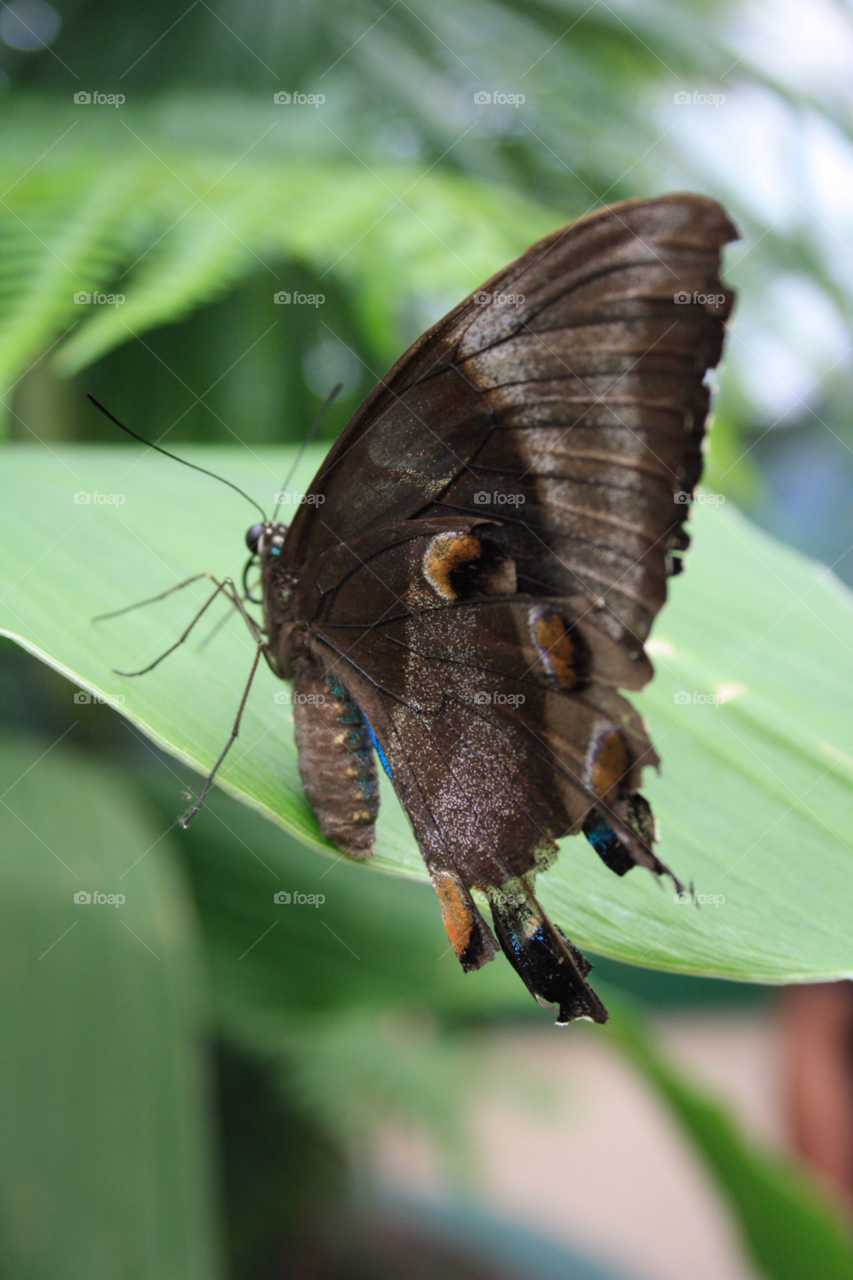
{"left": 589, "top": 728, "right": 629, "bottom": 799}
{"left": 423, "top": 532, "right": 482, "bottom": 600}
{"left": 530, "top": 608, "right": 580, "bottom": 690}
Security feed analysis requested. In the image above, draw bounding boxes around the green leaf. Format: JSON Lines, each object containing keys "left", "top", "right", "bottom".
{"left": 2, "top": 444, "right": 853, "bottom": 982}
{"left": 0, "top": 733, "right": 221, "bottom": 1279}
{"left": 139, "top": 769, "right": 527, "bottom": 1022}
{"left": 610, "top": 1008, "right": 853, "bottom": 1280}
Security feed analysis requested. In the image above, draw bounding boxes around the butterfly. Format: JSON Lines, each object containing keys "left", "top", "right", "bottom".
{"left": 94, "top": 192, "right": 736, "bottom": 1025}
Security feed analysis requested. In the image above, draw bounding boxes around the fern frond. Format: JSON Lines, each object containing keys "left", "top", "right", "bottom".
{"left": 0, "top": 108, "right": 558, "bottom": 433}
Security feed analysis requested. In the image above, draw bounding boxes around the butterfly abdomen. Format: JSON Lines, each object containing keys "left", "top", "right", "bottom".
{"left": 291, "top": 657, "right": 378, "bottom": 856}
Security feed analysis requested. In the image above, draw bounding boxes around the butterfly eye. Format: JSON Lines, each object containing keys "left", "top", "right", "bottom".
{"left": 245, "top": 524, "right": 263, "bottom": 554}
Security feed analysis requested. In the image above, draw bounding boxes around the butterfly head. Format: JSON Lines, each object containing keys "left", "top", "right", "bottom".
{"left": 243, "top": 520, "right": 291, "bottom": 609}
{"left": 245, "top": 521, "right": 288, "bottom": 558}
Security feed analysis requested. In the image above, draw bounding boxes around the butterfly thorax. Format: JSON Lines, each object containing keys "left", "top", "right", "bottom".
{"left": 254, "top": 521, "right": 302, "bottom": 679}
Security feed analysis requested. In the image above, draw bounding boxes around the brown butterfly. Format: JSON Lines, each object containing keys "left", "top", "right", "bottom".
{"left": 95, "top": 192, "right": 736, "bottom": 1025}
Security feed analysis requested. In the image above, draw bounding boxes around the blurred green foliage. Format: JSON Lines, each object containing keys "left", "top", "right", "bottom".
{"left": 611, "top": 1008, "right": 853, "bottom": 1280}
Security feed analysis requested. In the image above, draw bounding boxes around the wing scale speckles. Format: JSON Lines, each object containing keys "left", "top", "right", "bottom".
{"left": 263, "top": 194, "right": 737, "bottom": 1023}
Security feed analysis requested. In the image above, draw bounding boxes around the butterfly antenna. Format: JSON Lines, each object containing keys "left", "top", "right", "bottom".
{"left": 272, "top": 381, "right": 342, "bottom": 522}
{"left": 86, "top": 393, "right": 267, "bottom": 521}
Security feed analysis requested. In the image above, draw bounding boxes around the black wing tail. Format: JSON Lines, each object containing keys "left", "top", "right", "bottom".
{"left": 584, "top": 793, "right": 687, "bottom": 894}
{"left": 488, "top": 879, "right": 608, "bottom": 1025}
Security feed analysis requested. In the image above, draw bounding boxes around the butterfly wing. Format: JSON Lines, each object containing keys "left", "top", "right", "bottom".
{"left": 282, "top": 193, "right": 736, "bottom": 1022}
{"left": 284, "top": 191, "right": 735, "bottom": 610}
{"left": 292, "top": 517, "right": 664, "bottom": 1023}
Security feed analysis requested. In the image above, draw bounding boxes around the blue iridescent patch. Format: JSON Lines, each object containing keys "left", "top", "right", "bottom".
{"left": 270, "top": 546, "right": 281, "bottom": 556}
{"left": 324, "top": 673, "right": 345, "bottom": 701}
{"left": 583, "top": 809, "right": 634, "bottom": 876}
{"left": 363, "top": 714, "right": 393, "bottom": 779}
{"left": 583, "top": 812, "right": 618, "bottom": 857}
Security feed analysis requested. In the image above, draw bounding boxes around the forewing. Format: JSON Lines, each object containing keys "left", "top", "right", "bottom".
{"left": 284, "top": 191, "right": 736, "bottom": 655}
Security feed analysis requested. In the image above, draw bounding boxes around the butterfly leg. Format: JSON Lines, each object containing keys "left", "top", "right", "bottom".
{"left": 101, "top": 575, "right": 262, "bottom": 676}
{"left": 179, "top": 640, "right": 265, "bottom": 827}
{"left": 93, "top": 573, "right": 230, "bottom": 623}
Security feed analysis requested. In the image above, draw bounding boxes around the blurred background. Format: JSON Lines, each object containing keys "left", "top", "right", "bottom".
{"left": 1, "top": 1, "right": 853, "bottom": 1277}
